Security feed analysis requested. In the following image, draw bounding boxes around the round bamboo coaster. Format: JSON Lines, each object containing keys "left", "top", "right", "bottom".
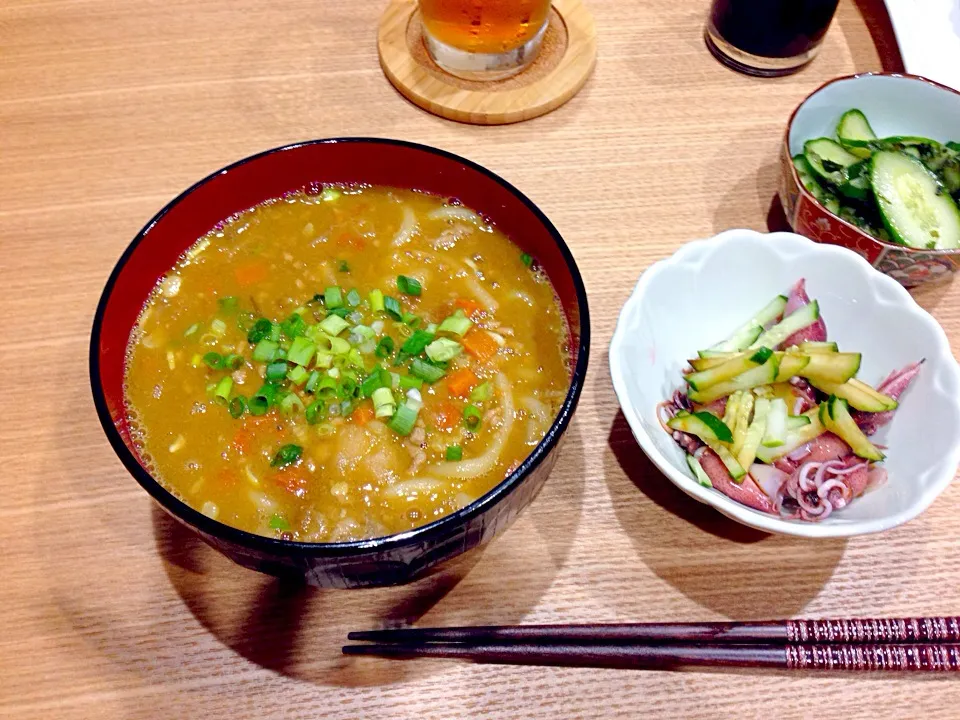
{"left": 377, "top": 0, "right": 597, "bottom": 125}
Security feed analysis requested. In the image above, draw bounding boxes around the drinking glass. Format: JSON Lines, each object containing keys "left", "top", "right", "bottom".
{"left": 419, "top": 0, "right": 552, "bottom": 80}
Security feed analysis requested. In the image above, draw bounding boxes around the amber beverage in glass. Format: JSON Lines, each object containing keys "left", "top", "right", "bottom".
{"left": 419, "top": 0, "right": 552, "bottom": 80}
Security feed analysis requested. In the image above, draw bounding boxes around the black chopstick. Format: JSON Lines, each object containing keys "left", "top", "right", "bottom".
{"left": 348, "top": 617, "right": 960, "bottom": 646}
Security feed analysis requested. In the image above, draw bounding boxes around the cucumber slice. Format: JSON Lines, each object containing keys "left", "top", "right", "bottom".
{"left": 737, "top": 397, "right": 769, "bottom": 469}
{"left": 668, "top": 411, "right": 733, "bottom": 443}
{"left": 804, "top": 138, "right": 860, "bottom": 186}
{"left": 762, "top": 398, "right": 788, "bottom": 447}
{"left": 705, "top": 439, "right": 747, "bottom": 481}
{"left": 687, "top": 355, "right": 779, "bottom": 405}
{"left": 722, "top": 391, "right": 741, "bottom": 432}
{"left": 689, "top": 353, "right": 743, "bottom": 372}
{"left": 838, "top": 160, "right": 872, "bottom": 201}
{"left": 754, "top": 410, "right": 825, "bottom": 463}
{"left": 686, "top": 347, "right": 773, "bottom": 392}
{"left": 686, "top": 454, "right": 713, "bottom": 488}
{"left": 773, "top": 352, "right": 811, "bottom": 382}
{"left": 871, "top": 150, "right": 960, "bottom": 249}
{"left": 948, "top": 141, "right": 960, "bottom": 153}
{"left": 836, "top": 109, "right": 876, "bottom": 158}
{"left": 797, "top": 341, "right": 838, "bottom": 353}
{"left": 697, "top": 348, "right": 744, "bottom": 360}
{"left": 704, "top": 294, "right": 787, "bottom": 354}
{"left": 807, "top": 377, "right": 898, "bottom": 412}
{"left": 731, "top": 391, "right": 755, "bottom": 457}
{"left": 751, "top": 301, "right": 819, "bottom": 350}
{"left": 793, "top": 154, "right": 828, "bottom": 196}
{"left": 820, "top": 396, "right": 885, "bottom": 461}
{"left": 785, "top": 415, "right": 812, "bottom": 430}
{"left": 798, "top": 351, "right": 861, "bottom": 384}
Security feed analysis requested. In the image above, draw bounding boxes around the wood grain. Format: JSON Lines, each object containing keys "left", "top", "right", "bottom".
{"left": 1, "top": 0, "right": 958, "bottom": 718}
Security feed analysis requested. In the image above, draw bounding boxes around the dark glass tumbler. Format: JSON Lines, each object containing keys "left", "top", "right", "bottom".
{"left": 705, "top": 0, "right": 841, "bottom": 77}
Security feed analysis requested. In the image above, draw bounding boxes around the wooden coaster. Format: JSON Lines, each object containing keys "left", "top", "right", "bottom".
{"left": 378, "top": 0, "right": 597, "bottom": 125}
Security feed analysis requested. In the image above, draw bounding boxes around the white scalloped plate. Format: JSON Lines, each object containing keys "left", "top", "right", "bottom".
{"left": 609, "top": 230, "right": 960, "bottom": 537}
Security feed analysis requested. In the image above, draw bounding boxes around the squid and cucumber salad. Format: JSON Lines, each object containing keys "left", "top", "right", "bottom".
{"left": 794, "top": 108, "right": 960, "bottom": 250}
{"left": 657, "top": 279, "right": 921, "bottom": 522}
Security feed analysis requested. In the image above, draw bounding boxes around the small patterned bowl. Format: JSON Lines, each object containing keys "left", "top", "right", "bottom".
{"left": 779, "top": 73, "right": 960, "bottom": 289}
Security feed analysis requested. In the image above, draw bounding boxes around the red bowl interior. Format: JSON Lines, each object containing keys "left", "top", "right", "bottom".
{"left": 91, "top": 137, "right": 589, "bottom": 545}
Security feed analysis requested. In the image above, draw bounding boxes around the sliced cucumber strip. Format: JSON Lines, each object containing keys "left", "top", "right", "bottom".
{"left": 722, "top": 391, "right": 741, "bottom": 432}
{"left": 820, "top": 396, "right": 884, "bottom": 461}
{"left": 730, "top": 391, "right": 755, "bottom": 457}
{"left": 687, "top": 355, "right": 779, "bottom": 405}
{"left": 773, "top": 352, "right": 811, "bottom": 382}
{"left": 686, "top": 347, "right": 772, "bottom": 392}
{"left": 804, "top": 138, "right": 860, "bottom": 186}
{"left": 871, "top": 150, "right": 960, "bottom": 249}
{"left": 754, "top": 411, "right": 825, "bottom": 464}
{"left": 836, "top": 109, "right": 876, "bottom": 158}
{"left": 705, "top": 439, "right": 747, "bottom": 481}
{"left": 751, "top": 301, "right": 819, "bottom": 350}
{"left": 785, "top": 414, "right": 812, "bottom": 431}
{"left": 762, "top": 397, "right": 788, "bottom": 448}
{"left": 704, "top": 294, "right": 786, "bottom": 354}
{"left": 798, "top": 351, "right": 861, "bottom": 384}
{"left": 737, "top": 397, "right": 769, "bottom": 469}
{"left": 807, "top": 377, "right": 898, "bottom": 412}
{"left": 686, "top": 454, "right": 713, "bottom": 488}
{"left": 668, "top": 411, "right": 733, "bottom": 444}
{"left": 689, "top": 353, "right": 742, "bottom": 372}
{"left": 797, "top": 341, "right": 838, "bottom": 353}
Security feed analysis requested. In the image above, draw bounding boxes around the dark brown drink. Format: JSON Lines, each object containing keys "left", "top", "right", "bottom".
{"left": 705, "top": 0, "right": 841, "bottom": 76}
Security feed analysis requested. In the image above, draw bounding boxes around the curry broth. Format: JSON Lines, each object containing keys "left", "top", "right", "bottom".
{"left": 125, "top": 186, "right": 570, "bottom": 542}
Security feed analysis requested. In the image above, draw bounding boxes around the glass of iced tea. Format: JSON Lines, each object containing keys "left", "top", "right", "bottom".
{"left": 419, "top": 0, "right": 552, "bottom": 80}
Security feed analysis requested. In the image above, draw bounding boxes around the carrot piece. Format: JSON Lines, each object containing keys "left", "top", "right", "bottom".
{"left": 234, "top": 260, "right": 267, "bottom": 287}
{"left": 454, "top": 298, "right": 483, "bottom": 319}
{"left": 217, "top": 468, "right": 239, "bottom": 490}
{"left": 336, "top": 232, "right": 365, "bottom": 250}
{"left": 351, "top": 404, "right": 375, "bottom": 425}
{"left": 429, "top": 400, "right": 461, "bottom": 430}
{"left": 272, "top": 467, "right": 308, "bottom": 495}
{"left": 446, "top": 367, "right": 480, "bottom": 398}
{"left": 462, "top": 330, "right": 499, "bottom": 363}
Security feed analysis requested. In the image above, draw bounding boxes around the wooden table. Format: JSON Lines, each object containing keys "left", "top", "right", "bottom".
{"left": 3, "top": 0, "right": 958, "bottom": 717}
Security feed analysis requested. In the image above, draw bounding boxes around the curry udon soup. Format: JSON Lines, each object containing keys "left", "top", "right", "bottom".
{"left": 125, "top": 185, "right": 571, "bottom": 542}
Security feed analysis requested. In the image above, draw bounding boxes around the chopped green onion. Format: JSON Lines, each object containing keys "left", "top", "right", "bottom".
{"left": 399, "top": 374, "right": 423, "bottom": 391}
{"left": 325, "top": 286, "right": 343, "bottom": 309}
{"left": 213, "top": 376, "right": 233, "bottom": 404}
{"left": 360, "top": 368, "right": 390, "bottom": 397}
{"left": 321, "top": 187, "right": 341, "bottom": 202}
{"left": 397, "top": 275, "right": 423, "bottom": 296}
{"left": 401, "top": 329, "right": 436, "bottom": 356}
{"left": 469, "top": 382, "right": 492, "bottom": 403}
{"left": 183, "top": 322, "right": 201, "bottom": 338}
{"left": 210, "top": 318, "right": 228, "bottom": 338}
{"left": 281, "top": 313, "right": 307, "bottom": 338}
{"left": 390, "top": 372, "right": 401, "bottom": 389}
{"left": 353, "top": 324, "right": 376, "bottom": 340}
{"left": 271, "top": 444, "right": 302, "bottom": 467}
{"left": 346, "top": 289, "right": 361, "bottom": 307}
{"left": 388, "top": 403, "right": 419, "bottom": 436}
{"left": 446, "top": 445, "right": 463, "bottom": 461}
{"left": 425, "top": 338, "right": 462, "bottom": 363}
{"left": 520, "top": 252, "right": 533, "bottom": 267}
{"left": 327, "top": 367, "right": 341, "bottom": 380}
{"left": 266, "top": 361, "right": 288, "bottom": 381}
{"left": 347, "top": 348, "right": 365, "bottom": 369}
{"left": 228, "top": 395, "right": 246, "bottom": 419}
{"left": 287, "top": 365, "right": 309, "bottom": 385}
{"left": 319, "top": 314, "right": 349, "bottom": 337}
{"left": 237, "top": 311, "right": 256, "bottom": 332}
{"left": 223, "top": 353, "right": 244, "bottom": 370}
{"left": 287, "top": 336, "right": 317, "bottom": 366}
{"left": 315, "top": 375, "right": 338, "bottom": 399}
{"left": 372, "top": 387, "right": 397, "bottom": 419}
{"left": 203, "top": 351, "right": 223, "bottom": 369}
{"left": 402, "top": 312, "right": 420, "bottom": 327}
{"left": 269, "top": 515, "right": 290, "bottom": 531}
{"left": 369, "top": 289, "right": 385, "bottom": 313}
{"left": 218, "top": 296, "right": 239, "bottom": 312}
{"left": 279, "top": 393, "right": 305, "bottom": 416}
{"left": 384, "top": 295, "right": 402, "bottom": 320}
{"left": 328, "top": 336, "right": 350, "bottom": 355}
{"left": 247, "top": 318, "right": 273, "bottom": 344}
{"left": 249, "top": 384, "right": 278, "bottom": 415}
{"left": 305, "top": 400, "right": 325, "bottom": 424}
{"left": 437, "top": 309, "right": 473, "bottom": 338}
{"left": 328, "top": 306, "right": 351, "bottom": 318}
{"left": 410, "top": 358, "right": 446, "bottom": 383}
{"left": 375, "top": 336, "right": 395, "bottom": 358}
{"left": 338, "top": 260, "right": 350, "bottom": 273}
{"left": 425, "top": 322, "right": 438, "bottom": 334}
{"left": 339, "top": 377, "right": 358, "bottom": 400}
{"left": 463, "top": 404, "right": 482, "bottom": 430}
{"left": 252, "top": 340, "right": 280, "bottom": 362}
{"left": 304, "top": 370, "right": 321, "bottom": 393}
{"left": 314, "top": 351, "right": 333, "bottom": 369}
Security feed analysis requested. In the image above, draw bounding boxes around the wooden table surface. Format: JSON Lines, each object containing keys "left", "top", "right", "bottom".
{"left": 3, "top": 0, "right": 958, "bottom": 717}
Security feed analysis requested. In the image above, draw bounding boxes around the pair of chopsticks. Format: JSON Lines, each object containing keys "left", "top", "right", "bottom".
{"left": 344, "top": 617, "right": 960, "bottom": 672}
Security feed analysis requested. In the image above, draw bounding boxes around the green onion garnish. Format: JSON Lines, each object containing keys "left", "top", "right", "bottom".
{"left": 352, "top": 324, "right": 376, "bottom": 340}
{"left": 210, "top": 319, "right": 227, "bottom": 338}
{"left": 218, "top": 296, "right": 239, "bottom": 312}
{"left": 329, "top": 336, "right": 350, "bottom": 355}
{"left": 398, "top": 374, "right": 423, "bottom": 391}
{"left": 437, "top": 309, "right": 473, "bottom": 338}
{"left": 269, "top": 515, "right": 290, "bottom": 531}
{"left": 402, "top": 312, "right": 420, "bottom": 328}
{"left": 463, "top": 404, "right": 482, "bottom": 430}
{"left": 304, "top": 370, "right": 321, "bottom": 393}
{"left": 281, "top": 313, "right": 307, "bottom": 338}
{"left": 237, "top": 311, "right": 256, "bottom": 332}
{"left": 252, "top": 339, "right": 280, "bottom": 362}
{"left": 446, "top": 445, "right": 463, "bottom": 461}
{"left": 369, "top": 289, "right": 385, "bottom": 313}
{"left": 287, "top": 336, "right": 317, "bottom": 366}
{"left": 247, "top": 318, "right": 273, "bottom": 344}
{"left": 319, "top": 314, "right": 350, "bottom": 337}
{"left": 338, "top": 260, "right": 350, "bottom": 273}
{"left": 388, "top": 403, "right": 419, "bottom": 436}
{"left": 305, "top": 400, "right": 325, "bottom": 424}
{"left": 183, "top": 322, "right": 201, "bottom": 338}
{"left": 213, "top": 376, "right": 233, "bottom": 404}
{"left": 203, "top": 351, "right": 223, "bottom": 370}
{"left": 287, "top": 365, "right": 309, "bottom": 386}
{"left": 346, "top": 289, "right": 361, "bottom": 307}
{"left": 375, "top": 336, "right": 395, "bottom": 358}
{"left": 372, "top": 387, "right": 397, "bottom": 419}
{"left": 425, "top": 337, "right": 462, "bottom": 363}
{"left": 360, "top": 368, "right": 390, "bottom": 397}
{"left": 325, "top": 286, "right": 343, "bottom": 309}
{"left": 271, "top": 444, "right": 302, "bottom": 467}
{"left": 265, "top": 360, "right": 288, "bottom": 381}
{"left": 339, "top": 377, "right": 358, "bottom": 400}
{"left": 397, "top": 275, "right": 423, "bottom": 296}
{"left": 249, "top": 384, "right": 278, "bottom": 415}
{"left": 328, "top": 306, "right": 351, "bottom": 318}
{"left": 401, "top": 329, "right": 435, "bottom": 356}
{"left": 469, "top": 382, "right": 491, "bottom": 403}
{"left": 228, "top": 395, "right": 247, "bottom": 419}
{"left": 223, "top": 353, "right": 244, "bottom": 370}
{"left": 410, "top": 358, "right": 446, "bottom": 383}
{"left": 315, "top": 375, "right": 338, "bottom": 400}
{"left": 279, "top": 393, "right": 305, "bottom": 416}
{"left": 314, "top": 351, "right": 333, "bottom": 369}
{"left": 384, "top": 295, "right": 403, "bottom": 320}
{"left": 520, "top": 252, "right": 533, "bottom": 267}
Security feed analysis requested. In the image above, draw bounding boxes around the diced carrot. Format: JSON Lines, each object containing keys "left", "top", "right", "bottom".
{"left": 446, "top": 367, "right": 480, "bottom": 398}
{"left": 273, "top": 467, "right": 308, "bottom": 496}
{"left": 217, "top": 468, "right": 239, "bottom": 490}
{"left": 351, "top": 404, "right": 375, "bottom": 425}
{"left": 454, "top": 298, "right": 483, "bottom": 319}
{"left": 462, "top": 330, "right": 499, "bottom": 363}
{"left": 429, "top": 400, "right": 461, "bottom": 430}
{"left": 232, "top": 413, "right": 277, "bottom": 455}
{"left": 336, "top": 232, "right": 365, "bottom": 250}
{"left": 234, "top": 261, "right": 267, "bottom": 287}
{"left": 232, "top": 426, "right": 254, "bottom": 455}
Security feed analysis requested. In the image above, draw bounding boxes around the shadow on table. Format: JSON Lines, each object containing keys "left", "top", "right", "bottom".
{"left": 603, "top": 410, "right": 847, "bottom": 619}
{"left": 153, "top": 423, "right": 587, "bottom": 686}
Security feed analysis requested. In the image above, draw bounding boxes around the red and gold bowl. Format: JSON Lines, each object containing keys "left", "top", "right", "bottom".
{"left": 779, "top": 72, "right": 960, "bottom": 289}
{"left": 90, "top": 138, "right": 589, "bottom": 588}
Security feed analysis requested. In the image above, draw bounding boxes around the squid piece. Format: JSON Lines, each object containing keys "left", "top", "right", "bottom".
{"left": 780, "top": 279, "right": 828, "bottom": 347}
{"left": 854, "top": 360, "right": 924, "bottom": 436}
